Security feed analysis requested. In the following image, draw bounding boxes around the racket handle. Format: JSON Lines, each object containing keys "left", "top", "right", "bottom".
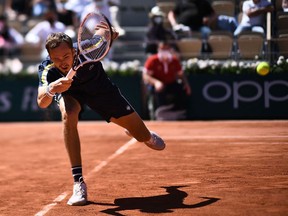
{"left": 66, "top": 68, "right": 76, "bottom": 79}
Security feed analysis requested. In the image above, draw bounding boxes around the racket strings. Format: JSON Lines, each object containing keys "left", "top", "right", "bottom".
{"left": 78, "top": 13, "right": 111, "bottom": 61}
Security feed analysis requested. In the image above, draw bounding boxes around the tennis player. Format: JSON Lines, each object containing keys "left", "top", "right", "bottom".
{"left": 36, "top": 31, "right": 165, "bottom": 206}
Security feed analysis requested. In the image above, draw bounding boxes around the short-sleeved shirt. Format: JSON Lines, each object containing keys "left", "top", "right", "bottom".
{"left": 38, "top": 49, "right": 134, "bottom": 121}
{"left": 144, "top": 54, "right": 182, "bottom": 85}
{"left": 241, "top": 0, "right": 272, "bottom": 26}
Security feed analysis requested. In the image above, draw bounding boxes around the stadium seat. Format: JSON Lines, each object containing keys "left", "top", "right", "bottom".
{"left": 19, "top": 43, "right": 42, "bottom": 64}
{"left": 212, "top": 0, "right": 235, "bottom": 17}
{"left": 276, "top": 12, "right": 288, "bottom": 32}
{"left": 176, "top": 38, "right": 203, "bottom": 60}
{"left": 277, "top": 29, "right": 288, "bottom": 38}
{"left": 276, "top": 37, "right": 288, "bottom": 57}
{"left": 236, "top": 31, "right": 265, "bottom": 59}
{"left": 119, "top": 0, "right": 155, "bottom": 26}
{"left": 275, "top": 0, "right": 284, "bottom": 11}
{"left": 208, "top": 31, "right": 234, "bottom": 59}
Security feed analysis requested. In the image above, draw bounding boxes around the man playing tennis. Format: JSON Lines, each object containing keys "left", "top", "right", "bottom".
{"left": 36, "top": 28, "right": 165, "bottom": 205}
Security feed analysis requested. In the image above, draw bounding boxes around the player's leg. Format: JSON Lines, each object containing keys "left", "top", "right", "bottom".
{"left": 58, "top": 95, "right": 87, "bottom": 206}
{"left": 59, "top": 95, "right": 82, "bottom": 167}
{"left": 110, "top": 111, "right": 151, "bottom": 142}
{"left": 110, "top": 112, "right": 166, "bottom": 150}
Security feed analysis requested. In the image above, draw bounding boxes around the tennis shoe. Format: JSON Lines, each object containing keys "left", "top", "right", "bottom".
{"left": 125, "top": 130, "right": 165, "bottom": 151}
{"left": 67, "top": 178, "right": 87, "bottom": 206}
{"left": 144, "top": 131, "right": 166, "bottom": 151}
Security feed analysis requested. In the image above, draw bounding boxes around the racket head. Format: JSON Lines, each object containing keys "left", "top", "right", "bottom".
{"left": 78, "top": 12, "right": 112, "bottom": 62}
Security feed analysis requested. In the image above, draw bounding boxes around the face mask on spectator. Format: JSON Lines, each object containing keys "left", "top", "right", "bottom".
{"left": 153, "top": 16, "right": 163, "bottom": 25}
{"left": 158, "top": 50, "right": 172, "bottom": 61}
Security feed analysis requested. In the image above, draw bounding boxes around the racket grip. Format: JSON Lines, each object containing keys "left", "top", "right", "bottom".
{"left": 66, "top": 68, "right": 76, "bottom": 79}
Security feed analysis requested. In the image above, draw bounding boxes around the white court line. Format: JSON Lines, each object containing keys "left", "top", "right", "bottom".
{"left": 34, "top": 138, "right": 137, "bottom": 216}
{"left": 164, "top": 135, "right": 288, "bottom": 140}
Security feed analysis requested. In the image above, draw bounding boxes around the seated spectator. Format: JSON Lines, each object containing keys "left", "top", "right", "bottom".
{"left": 55, "top": 0, "right": 79, "bottom": 38}
{"left": 60, "top": 0, "right": 91, "bottom": 20}
{"left": 0, "top": 14, "right": 24, "bottom": 73}
{"left": 145, "top": 6, "right": 178, "bottom": 55}
{"left": 283, "top": 0, "right": 288, "bottom": 12}
{"left": 31, "top": 0, "right": 57, "bottom": 17}
{"left": 3, "top": 0, "right": 31, "bottom": 21}
{"left": 80, "top": 0, "right": 125, "bottom": 36}
{"left": 25, "top": 9, "right": 67, "bottom": 59}
{"left": 142, "top": 42, "right": 191, "bottom": 120}
{"left": 210, "top": 15, "right": 238, "bottom": 33}
{"left": 234, "top": 0, "right": 274, "bottom": 37}
{"left": 167, "top": 0, "right": 216, "bottom": 39}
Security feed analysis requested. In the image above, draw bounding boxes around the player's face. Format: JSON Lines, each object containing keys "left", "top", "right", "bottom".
{"left": 49, "top": 42, "right": 75, "bottom": 74}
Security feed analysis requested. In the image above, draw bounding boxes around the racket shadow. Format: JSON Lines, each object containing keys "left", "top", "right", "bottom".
{"left": 91, "top": 185, "right": 220, "bottom": 215}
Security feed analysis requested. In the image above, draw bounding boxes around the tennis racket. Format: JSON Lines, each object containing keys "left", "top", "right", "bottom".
{"left": 66, "top": 12, "right": 113, "bottom": 79}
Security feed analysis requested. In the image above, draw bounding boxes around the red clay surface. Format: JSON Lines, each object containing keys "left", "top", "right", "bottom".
{"left": 0, "top": 120, "right": 288, "bottom": 216}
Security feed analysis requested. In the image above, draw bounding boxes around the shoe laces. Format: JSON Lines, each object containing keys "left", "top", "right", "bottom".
{"left": 149, "top": 133, "right": 158, "bottom": 145}
{"left": 74, "top": 178, "right": 86, "bottom": 196}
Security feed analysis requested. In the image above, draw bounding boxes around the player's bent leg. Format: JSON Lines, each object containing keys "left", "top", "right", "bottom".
{"left": 110, "top": 112, "right": 166, "bottom": 150}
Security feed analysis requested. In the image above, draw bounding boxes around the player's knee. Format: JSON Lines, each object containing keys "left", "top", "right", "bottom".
{"left": 61, "top": 106, "right": 80, "bottom": 122}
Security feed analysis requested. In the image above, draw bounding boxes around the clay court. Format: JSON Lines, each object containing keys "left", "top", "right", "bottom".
{"left": 0, "top": 120, "right": 287, "bottom": 216}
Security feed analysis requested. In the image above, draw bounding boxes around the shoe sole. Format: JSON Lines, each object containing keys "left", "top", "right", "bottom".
{"left": 67, "top": 199, "right": 87, "bottom": 206}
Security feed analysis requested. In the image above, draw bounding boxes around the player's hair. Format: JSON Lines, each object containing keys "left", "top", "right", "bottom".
{"left": 45, "top": 32, "right": 73, "bottom": 53}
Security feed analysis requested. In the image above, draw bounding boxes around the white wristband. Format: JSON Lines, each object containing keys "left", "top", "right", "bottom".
{"left": 46, "top": 85, "right": 55, "bottom": 98}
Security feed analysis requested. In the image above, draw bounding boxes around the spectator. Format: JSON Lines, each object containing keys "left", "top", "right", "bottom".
{"left": 81, "top": 0, "right": 125, "bottom": 36}
{"left": 3, "top": 0, "right": 32, "bottom": 21}
{"left": 109, "top": 0, "right": 125, "bottom": 36}
{"left": 0, "top": 14, "right": 24, "bottom": 73}
{"left": 61, "top": 0, "right": 91, "bottom": 20}
{"left": 31, "top": 0, "right": 56, "bottom": 17}
{"left": 25, "top": 9, "right": 67, "bottom": 59}
{"left": 283, "top": 0, "right": 288, "bottom": 12}
{"left": 234, "top": 0, "right": 274, "bottom": 37}
{"left": 167, "top": 0, "right": 217, "bottom": 39}
{"left": 55, "top": 0, "right": 79, "bottom": 38}
{"left": 142, "top": 42, "right": 191, "bottom": 120}
{"left": 210, "top": 14, "right": 238, "bottom": 34}
{"left": 145, "top": 6, "right": 178, "bottom": 55}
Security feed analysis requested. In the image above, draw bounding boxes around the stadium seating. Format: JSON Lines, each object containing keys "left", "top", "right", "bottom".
{"left": 236, "top": 31, "right": 265, "bottom": 59}
{"left": 19, "top": 43, "right": 42, "bottom": 65}
{"left": 275, "top": 37, "right": 288, "bottom": 57}
{"left": 212, "top": 0, "right": 236, "bottom": 17}
{"left": 276, "top": 12, "right": 288, "bottom": 32}
{"left": 176, "top": 38, "right": 202, "bottom": 60}
{"left": 208, "top": 31, "right": 234, "bottom": 59}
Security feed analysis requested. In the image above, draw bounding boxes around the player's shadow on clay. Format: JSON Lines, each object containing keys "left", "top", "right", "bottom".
{"left": 93, "top": 185, "right": 220, "bottom": 215}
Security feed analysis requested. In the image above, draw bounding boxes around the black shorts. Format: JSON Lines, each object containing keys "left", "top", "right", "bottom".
{"left": 56, "top": 88, "right": 135, "bottom": 122}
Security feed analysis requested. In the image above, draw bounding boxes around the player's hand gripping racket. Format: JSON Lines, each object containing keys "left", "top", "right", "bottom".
{"left": 66, "top": 12, "right": 113, "bottom": 79}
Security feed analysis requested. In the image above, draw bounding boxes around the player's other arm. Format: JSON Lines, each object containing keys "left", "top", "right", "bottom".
{"left": 37, "top": 77, "right": 73, "bottom": 108}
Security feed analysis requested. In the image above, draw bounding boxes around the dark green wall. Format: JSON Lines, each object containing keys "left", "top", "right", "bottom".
{"left": 0, "top": 73, "right": 287, "bottom": 121}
